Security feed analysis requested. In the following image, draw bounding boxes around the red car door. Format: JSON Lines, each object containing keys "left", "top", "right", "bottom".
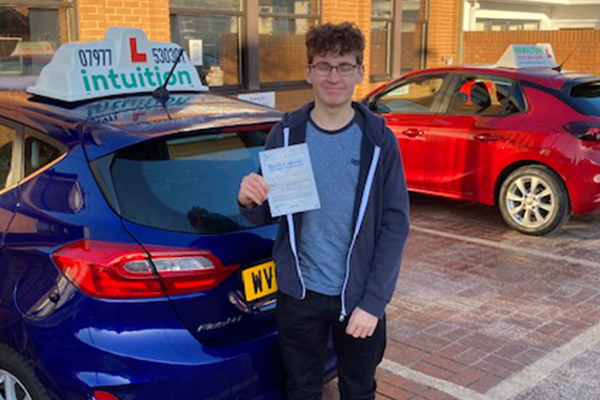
{"left": 425, "top": 73, "right": 528, "bottom": 201}
{"left": 369, "top": 73, "right": 449, "bottom": 188}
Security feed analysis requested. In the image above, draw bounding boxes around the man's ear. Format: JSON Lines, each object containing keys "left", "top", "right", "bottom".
{"left": 306, "top": 65, "right": 313, "bottom": 84}
{"left": 357, "top": 64, "right": 365, "bottom": 83}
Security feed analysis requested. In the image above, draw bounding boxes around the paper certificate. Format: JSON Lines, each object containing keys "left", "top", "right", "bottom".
{"left": 259, "top": 144, "right": 321, "bottom": 217}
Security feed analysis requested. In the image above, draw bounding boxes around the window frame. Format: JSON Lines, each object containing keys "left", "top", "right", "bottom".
{"left": 256, "top": 0, "right": 321, "bottom": 88}
{"left": 169, "top": 4, "right": 245, "bottom": 92}
{"left": 23, "top": 126, "right": 67, "bottom": 178}
{"left": 369, "top": 72, "right": 453, "bottom": 115}
{"left": 439, "top": 73, "right": 529, "bottom": 117}
{"left": 0, "top": 1, "right": 78, "bottom": 41}
{"left": 475, "top": 18, "right": 540, "bottom": 32}
{"left": 0, "top": 117, "right": 22, "bottom": 193}
{"left": 0, "top": 116, "right": 68, "bottom": 196}
{"left": 370, "top": 0, "right": 394, "bottom": 82}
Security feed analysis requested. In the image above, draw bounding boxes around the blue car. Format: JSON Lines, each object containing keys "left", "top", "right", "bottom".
{"left": 0, "top": 77, "right": 336, "bottom": 400}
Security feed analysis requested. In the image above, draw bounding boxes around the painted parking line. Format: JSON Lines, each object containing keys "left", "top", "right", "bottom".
{"left": 381, "top": 320, "right": 600, "bottom": 400}
{"left": 380, "top": 358, "right": 493, "bottom": 400}
{"left": 411, "top": 225, "right": 600, "bottom": 269}
{"left": 487, "top": 319, "right": 600, "bottom": 400}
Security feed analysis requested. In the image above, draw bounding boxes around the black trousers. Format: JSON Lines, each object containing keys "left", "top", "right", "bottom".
{"left": 276, "top": 290, "right": 386, "bottom": 400}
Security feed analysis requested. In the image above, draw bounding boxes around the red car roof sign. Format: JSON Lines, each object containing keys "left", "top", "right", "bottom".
{"left": 27, "top": 27, "right": 207, "bottom": 102}
{"left": 495, "top": 44, "right": 557, "bottom": 69}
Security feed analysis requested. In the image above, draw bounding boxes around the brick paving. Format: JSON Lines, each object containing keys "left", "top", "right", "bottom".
{"left": 323, "top": 193, "right": 600, "bottom": 400}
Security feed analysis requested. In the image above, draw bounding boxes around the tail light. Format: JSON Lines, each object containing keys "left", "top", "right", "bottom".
{"left": 94, "top": 391, "right": 121, "bottom": 400}
{"left": 563, "top": 121, "right": 600, "bottom": 141}
{"left": 51, "top": 240, "right": 239, "bottom": 299}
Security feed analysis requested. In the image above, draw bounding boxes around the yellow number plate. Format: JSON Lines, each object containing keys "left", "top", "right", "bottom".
{"left": 242, "top": 261, "right": 277, "bottom": 302}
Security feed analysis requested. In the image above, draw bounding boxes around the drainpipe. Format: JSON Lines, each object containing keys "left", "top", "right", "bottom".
{"left": 422, "top": 0, "right": 430, "bottom": 69}
{"left": 457, "top": 0, "right": 465, "bottom": 65}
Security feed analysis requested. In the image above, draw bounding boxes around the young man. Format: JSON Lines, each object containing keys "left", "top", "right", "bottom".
{"left": 238, "top": 22, "right": 409, "bottom": 400}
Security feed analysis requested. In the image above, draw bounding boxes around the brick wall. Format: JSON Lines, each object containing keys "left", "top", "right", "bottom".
{"left": 463, "top": 30, "right": 600, "bottom": 75}
{"left": 322, "top": 0, "right": 374, "bottom": 100}
{"left": 77, "top": 0, "right": 169, "bottom": 42}
{"left": 427, "top": 0, "right": 460, "bottom": 68}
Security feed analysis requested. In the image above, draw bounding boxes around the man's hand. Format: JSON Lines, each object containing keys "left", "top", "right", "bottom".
{"left": 238, "top": 173, "right": 270, "bottom": 209}
{"left": 345, "top": 307, "right": 378, "bottom": 339}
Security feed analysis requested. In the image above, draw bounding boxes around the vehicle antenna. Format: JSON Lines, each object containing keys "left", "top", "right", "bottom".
{"left": 553, "top": 44, "right": 581, "bottom": 73}
{"left": 152, "top": 48, "right": 185, "bottom": 103}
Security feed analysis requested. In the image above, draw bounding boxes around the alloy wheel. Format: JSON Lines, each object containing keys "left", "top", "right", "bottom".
{"left": 505, "top": 175, "right": 556, "bottom": 229}
{"left": 0, "top": 370, "right": 32, "bottom": 400}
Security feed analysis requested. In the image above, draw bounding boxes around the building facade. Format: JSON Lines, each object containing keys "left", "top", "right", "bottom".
{"left": 0, "top": 0, "right": 444, "bottom": 110}
{"left": 3, "top": 0, "right": 597, "bottom": 110}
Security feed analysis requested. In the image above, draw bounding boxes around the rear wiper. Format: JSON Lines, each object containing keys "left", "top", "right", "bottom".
{"left": 152, "top": 48, "right": 184, "bottom": 103}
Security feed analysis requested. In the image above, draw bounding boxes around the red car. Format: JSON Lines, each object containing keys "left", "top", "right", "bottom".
{"left": 363, "top": 66, "right": 600, "bottom": 235}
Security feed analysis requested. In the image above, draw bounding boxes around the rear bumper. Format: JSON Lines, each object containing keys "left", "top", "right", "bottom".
{"left": 566, "top": 155, "right": 600, "bottom": 215}
{"left": 27, "top": 293, "right": 336, "bottom": 400}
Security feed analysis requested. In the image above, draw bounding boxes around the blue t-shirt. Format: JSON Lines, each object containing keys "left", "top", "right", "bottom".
{"left": 298, "top": 114, "right": 362, "bottom": 295}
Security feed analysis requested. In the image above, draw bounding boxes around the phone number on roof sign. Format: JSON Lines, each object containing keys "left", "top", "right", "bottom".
{"left": 79, "top": 49, "right": 113, "bottom": 67}
{"left": 77, "top": 47, "right": 187, "bottom": 68}
{"left": 152, "top": 47, "right": 187, "bottom": 64}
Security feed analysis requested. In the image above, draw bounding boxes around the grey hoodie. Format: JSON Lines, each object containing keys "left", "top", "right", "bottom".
{"left": 241, "top": 101, "right": 410, "bottom": 320}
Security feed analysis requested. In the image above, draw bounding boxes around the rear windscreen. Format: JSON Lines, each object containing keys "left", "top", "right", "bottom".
{"left": 94, "top": 129, "right": 269, "bottom": 234}
{"left": 569, "top": 81, "right": 600, "bottom": 117}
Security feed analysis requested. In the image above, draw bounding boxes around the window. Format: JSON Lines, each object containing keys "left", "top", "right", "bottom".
{"left": 0, "top": 3, "right": 75, "bottom": 77}
{"left": 371, "top": 0, "right": 393, "bottom": 80}
{"left": 259, "top": 0, "right": 320, "bottom": 84}
{"left": 400, "top": 0, "right": 427, "bottom": 73}
{"left": 93, "top": 129, "right": 270, "bottom": 234}
{"left": 374, "top": 76, "right": 445, "bottom": 114}
{"left": 170, "top": 1, "right": 242, "bottom": 87}
{"left": 0, "top": 124, "right": 16, "bottom": 190}
{"left": 476, "top": 19, "right": 540, "bottom": 32}
{"left": 24, "top": 133, "right": 62, "bottom": 177}
{"left": 569, "top": 81, "right": 600, "bottom": 117}
{"left": 448, "top": 75, "right": 526, "bottom": 116}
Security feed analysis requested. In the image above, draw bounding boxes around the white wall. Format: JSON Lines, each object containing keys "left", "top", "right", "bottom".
{"left": 463, "top": 0, "right": 600, "bottom": 30}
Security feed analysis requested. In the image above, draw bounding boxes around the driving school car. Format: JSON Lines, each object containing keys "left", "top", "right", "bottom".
{"left": 0, "top": 28, "right": 335, "bottom": 400}
{"left": 364, "top": 44, "right": 600, "bottom": 235}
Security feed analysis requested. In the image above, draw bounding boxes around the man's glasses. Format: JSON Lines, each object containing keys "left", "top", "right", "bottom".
{"left": 309, "top": 62, "right": 359, "bottom": 77}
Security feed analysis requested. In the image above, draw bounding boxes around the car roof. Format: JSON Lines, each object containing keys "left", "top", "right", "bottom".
{"left": 402, "top": 66, "right": 600, "bottom": 89}
{"left": 0, "top": 77, "right": 282, "bottom": 155}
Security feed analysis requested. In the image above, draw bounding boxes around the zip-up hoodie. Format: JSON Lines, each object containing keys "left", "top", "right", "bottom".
{"left": 241, "top": 101, "right": 410, "bottom": 320}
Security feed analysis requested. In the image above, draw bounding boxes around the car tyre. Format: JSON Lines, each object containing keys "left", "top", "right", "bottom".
{"left": 0, "top": 344, "right": 51, "bottom": 400}
{"left": 499, "top": 165, "right": 570, "bottom": 236}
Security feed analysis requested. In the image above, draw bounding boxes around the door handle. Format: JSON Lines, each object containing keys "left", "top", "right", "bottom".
{"left": 402, "top": 128, "right": 425, "bottom": 138}
{"left": 474, "top": 133, "right": 498, "bottom": 142}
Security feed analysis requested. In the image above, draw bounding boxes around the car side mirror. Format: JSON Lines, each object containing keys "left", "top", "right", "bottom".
{"left": 373, "top": 101, "right": 391, "bottom": 114}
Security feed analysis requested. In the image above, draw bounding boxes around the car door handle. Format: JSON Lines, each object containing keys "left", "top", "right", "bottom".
{"left": 402, "top": 129, "right": 425, "bottom": 138}
{"left": 474, "top": 133, "right": 498, "bottom": 142}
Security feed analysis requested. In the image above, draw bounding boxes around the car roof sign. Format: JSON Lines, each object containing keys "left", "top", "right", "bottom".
{"left": 495, "top": 43, "right": 557, "bottom": 69}
{"left": 27, "top": 27, "right": 208, "bottom": 102}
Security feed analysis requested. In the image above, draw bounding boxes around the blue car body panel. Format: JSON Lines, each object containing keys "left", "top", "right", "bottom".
{"left": 0, "top": 89, "right": 337, "bottom": 400}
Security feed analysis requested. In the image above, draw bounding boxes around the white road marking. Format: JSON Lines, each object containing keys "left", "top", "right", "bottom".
{"left": 381, "top": 320, "right": 600, "bottom": 400}
{"left": 379, "top": 226, "right": 600, "bottom": 399}
{"left": 487, "top": 321, "right": 600, "bottom": 399}
{"left": 380, "top": 358, "right": 493, "bottom": 400}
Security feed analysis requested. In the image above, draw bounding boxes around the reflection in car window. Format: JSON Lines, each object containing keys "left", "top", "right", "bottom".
{"left": 100, "top": 129, "right": 269, "bottom": 234}
{"left": 24, "top": 135, "right": 62, "bottom": 177}
{"left": 569, "top": 81, "right": 600, "bottom": 117}
{"left": 0, "top": 124, "right": 15, "bottom": 190}
{"left": 375, "top": 77, "right": 444, "bottom": 114}
{"left": 448, "top": 75, "right": 526, "bottom": 116}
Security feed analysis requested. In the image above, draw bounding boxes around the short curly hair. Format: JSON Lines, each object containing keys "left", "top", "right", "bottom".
{"left": 305, "top": 22, "right": 365, "bottom": 65}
